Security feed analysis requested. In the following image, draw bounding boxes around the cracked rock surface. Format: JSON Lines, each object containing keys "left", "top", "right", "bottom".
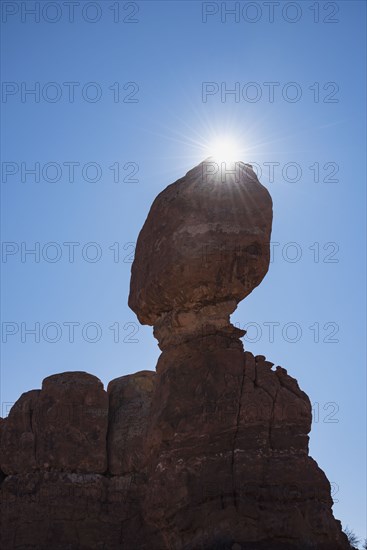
{"left": 142, "top": 343, "right": 348, "bottom": 550}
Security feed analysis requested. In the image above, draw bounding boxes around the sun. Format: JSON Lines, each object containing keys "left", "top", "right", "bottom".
{"left": 207, "top": 137, "right": 241, "bottom": 162}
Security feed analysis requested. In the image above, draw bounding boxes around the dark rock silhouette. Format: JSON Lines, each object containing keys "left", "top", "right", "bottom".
{"left": 1, "top": 372, "right": 108, "bottom": 475}
{"left": 0, "top": 160, "right": 349, "bottom": 549}
{"left": 107, "top": 370, "right": 155, "bottom": 475}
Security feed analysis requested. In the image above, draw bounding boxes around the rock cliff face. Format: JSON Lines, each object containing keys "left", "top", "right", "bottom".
{"left": 0, "top": 161, "right": 349, "bottom": 549}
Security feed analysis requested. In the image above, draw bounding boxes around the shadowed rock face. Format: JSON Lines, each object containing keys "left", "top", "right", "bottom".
{"left": 0, "top": 372, "right": 108, "bottom": 475}
{"left": 0, "top": 355, "right": 349, "bottom": 550}
{"left": 129, "top": 160, "right": 273, "bottom": 350}
{"left": 0, "top": 161, "right": 349, "bottom": 549}
{"left": 0, "top": 390, "right": 40, "bottom": 474}
{"left": 107, "top": 370, "right": 156, "bottom": 475}
{"left": 141, "top": 345, "right": 348, "bottom": 550}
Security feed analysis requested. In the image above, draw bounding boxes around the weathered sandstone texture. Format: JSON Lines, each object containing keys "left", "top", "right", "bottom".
{"left": 0, "top": 353, "right": 349, "bottom": 549}
{"left": 129, "top": 160, "right": 273, "bottom": 350}
{"left": 1, "top": 372, "right": 108, "bottom": 475}
{"left": 0, "top": 161, "right": 349, "bottom": 549}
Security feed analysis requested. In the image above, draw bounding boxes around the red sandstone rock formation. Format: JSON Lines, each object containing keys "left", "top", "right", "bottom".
{"left": 107, "top": 370, "right": 156, "bottom": 475}
{"left": 1, "top": 372, "right": 108, "bottom": 475}
{"left": 0, "top": 160, "right": 349, "bottom": 549}
{"left": 129, "top": 160, "right": 273, "bottom": 350}
{"left": 0, "top": 351, "right": 349, "bottom": 549}
{"left": 143, "top": 344, "right": 347, "bottom": 549}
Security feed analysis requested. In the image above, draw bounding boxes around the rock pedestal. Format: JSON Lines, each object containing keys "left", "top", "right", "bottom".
{"left": 142, "top": 343, "right": 347, "bottom": 549}
{"left": 0, "top": 352, "right": 349, "bottom": 549}
{"left": 0, "top": 161, "right": 349, "bottom": 549}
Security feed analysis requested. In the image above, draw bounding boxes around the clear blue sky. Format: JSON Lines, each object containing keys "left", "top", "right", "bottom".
{"left": 1, "top": 0, "right": 366, "bottom": 542}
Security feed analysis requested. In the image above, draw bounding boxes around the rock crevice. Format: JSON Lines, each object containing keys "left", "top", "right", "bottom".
{"left": 231, "top": 358, "right": 246, "bottom": 510}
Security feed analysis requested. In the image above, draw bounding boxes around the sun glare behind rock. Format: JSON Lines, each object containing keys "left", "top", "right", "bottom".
{"left": 208, "top": 137, "right": 241, "bottom": 162}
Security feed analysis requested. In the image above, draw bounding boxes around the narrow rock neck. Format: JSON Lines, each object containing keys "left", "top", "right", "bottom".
{"left": 153, "top": 299, "right": 246, "bottom": 351}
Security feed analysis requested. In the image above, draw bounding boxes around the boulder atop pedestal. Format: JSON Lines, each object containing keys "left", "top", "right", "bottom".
{"left": 129, "top": 160, "right": 273, "bottom": 349}
{"left": 0, "top": 160, "right": 350, "bottom": 550}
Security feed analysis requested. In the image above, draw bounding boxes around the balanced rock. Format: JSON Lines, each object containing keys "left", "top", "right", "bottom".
{"left": 0, "top": 161, "right": 350, "bottom": 549}
{"left": 129, "top": 160, "right": 273, "bottom": 349}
